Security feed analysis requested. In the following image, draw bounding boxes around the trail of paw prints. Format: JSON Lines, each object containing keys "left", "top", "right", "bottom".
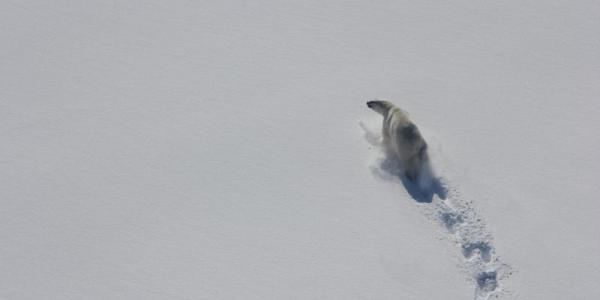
{"left": 359, "top": 122, "right": 513, "bottom": 299}
{"left": 430, "top": 188, "right": 513, "bottom": 300}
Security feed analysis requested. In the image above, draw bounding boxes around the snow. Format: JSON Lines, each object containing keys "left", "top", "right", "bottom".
{"left": 2, "top": 1, "right": 599, "bottom": 299}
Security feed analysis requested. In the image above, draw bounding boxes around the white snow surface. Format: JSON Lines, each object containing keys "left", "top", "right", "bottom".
{"left": 2, "top": 1, "right": 600, "bottom": 299}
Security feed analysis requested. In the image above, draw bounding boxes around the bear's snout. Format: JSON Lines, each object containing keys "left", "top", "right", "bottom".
{"left": 366, "top": 101, "right": 374, "bottom": 108}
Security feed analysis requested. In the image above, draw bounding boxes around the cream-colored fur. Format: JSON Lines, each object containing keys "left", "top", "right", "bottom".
{"left": 367, "top": 100, "right": 428, "bottom": 181}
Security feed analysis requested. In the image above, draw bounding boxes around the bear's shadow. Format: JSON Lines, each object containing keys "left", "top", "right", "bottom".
{"left": 360, "top": 122, "right": 447, "bottom": 203}
{"left": 377, "top": 157, "right": 447, "bottom": 203}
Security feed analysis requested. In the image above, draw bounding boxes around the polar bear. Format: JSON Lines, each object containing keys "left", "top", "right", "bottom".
{"left": 367, "top": 100, "right": 428, "bottom": 181}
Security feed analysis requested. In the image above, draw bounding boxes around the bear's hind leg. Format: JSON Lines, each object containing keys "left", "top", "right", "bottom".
{"left": 403, "top": 157, "right": 420, "bottom": 182}
{"left": 405, "top": 169, "right": 418, "bottom": 182}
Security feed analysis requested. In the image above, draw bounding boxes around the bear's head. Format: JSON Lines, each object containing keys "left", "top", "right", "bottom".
{"left": 366, "top": 100, "right": 393, "bottom": 115}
